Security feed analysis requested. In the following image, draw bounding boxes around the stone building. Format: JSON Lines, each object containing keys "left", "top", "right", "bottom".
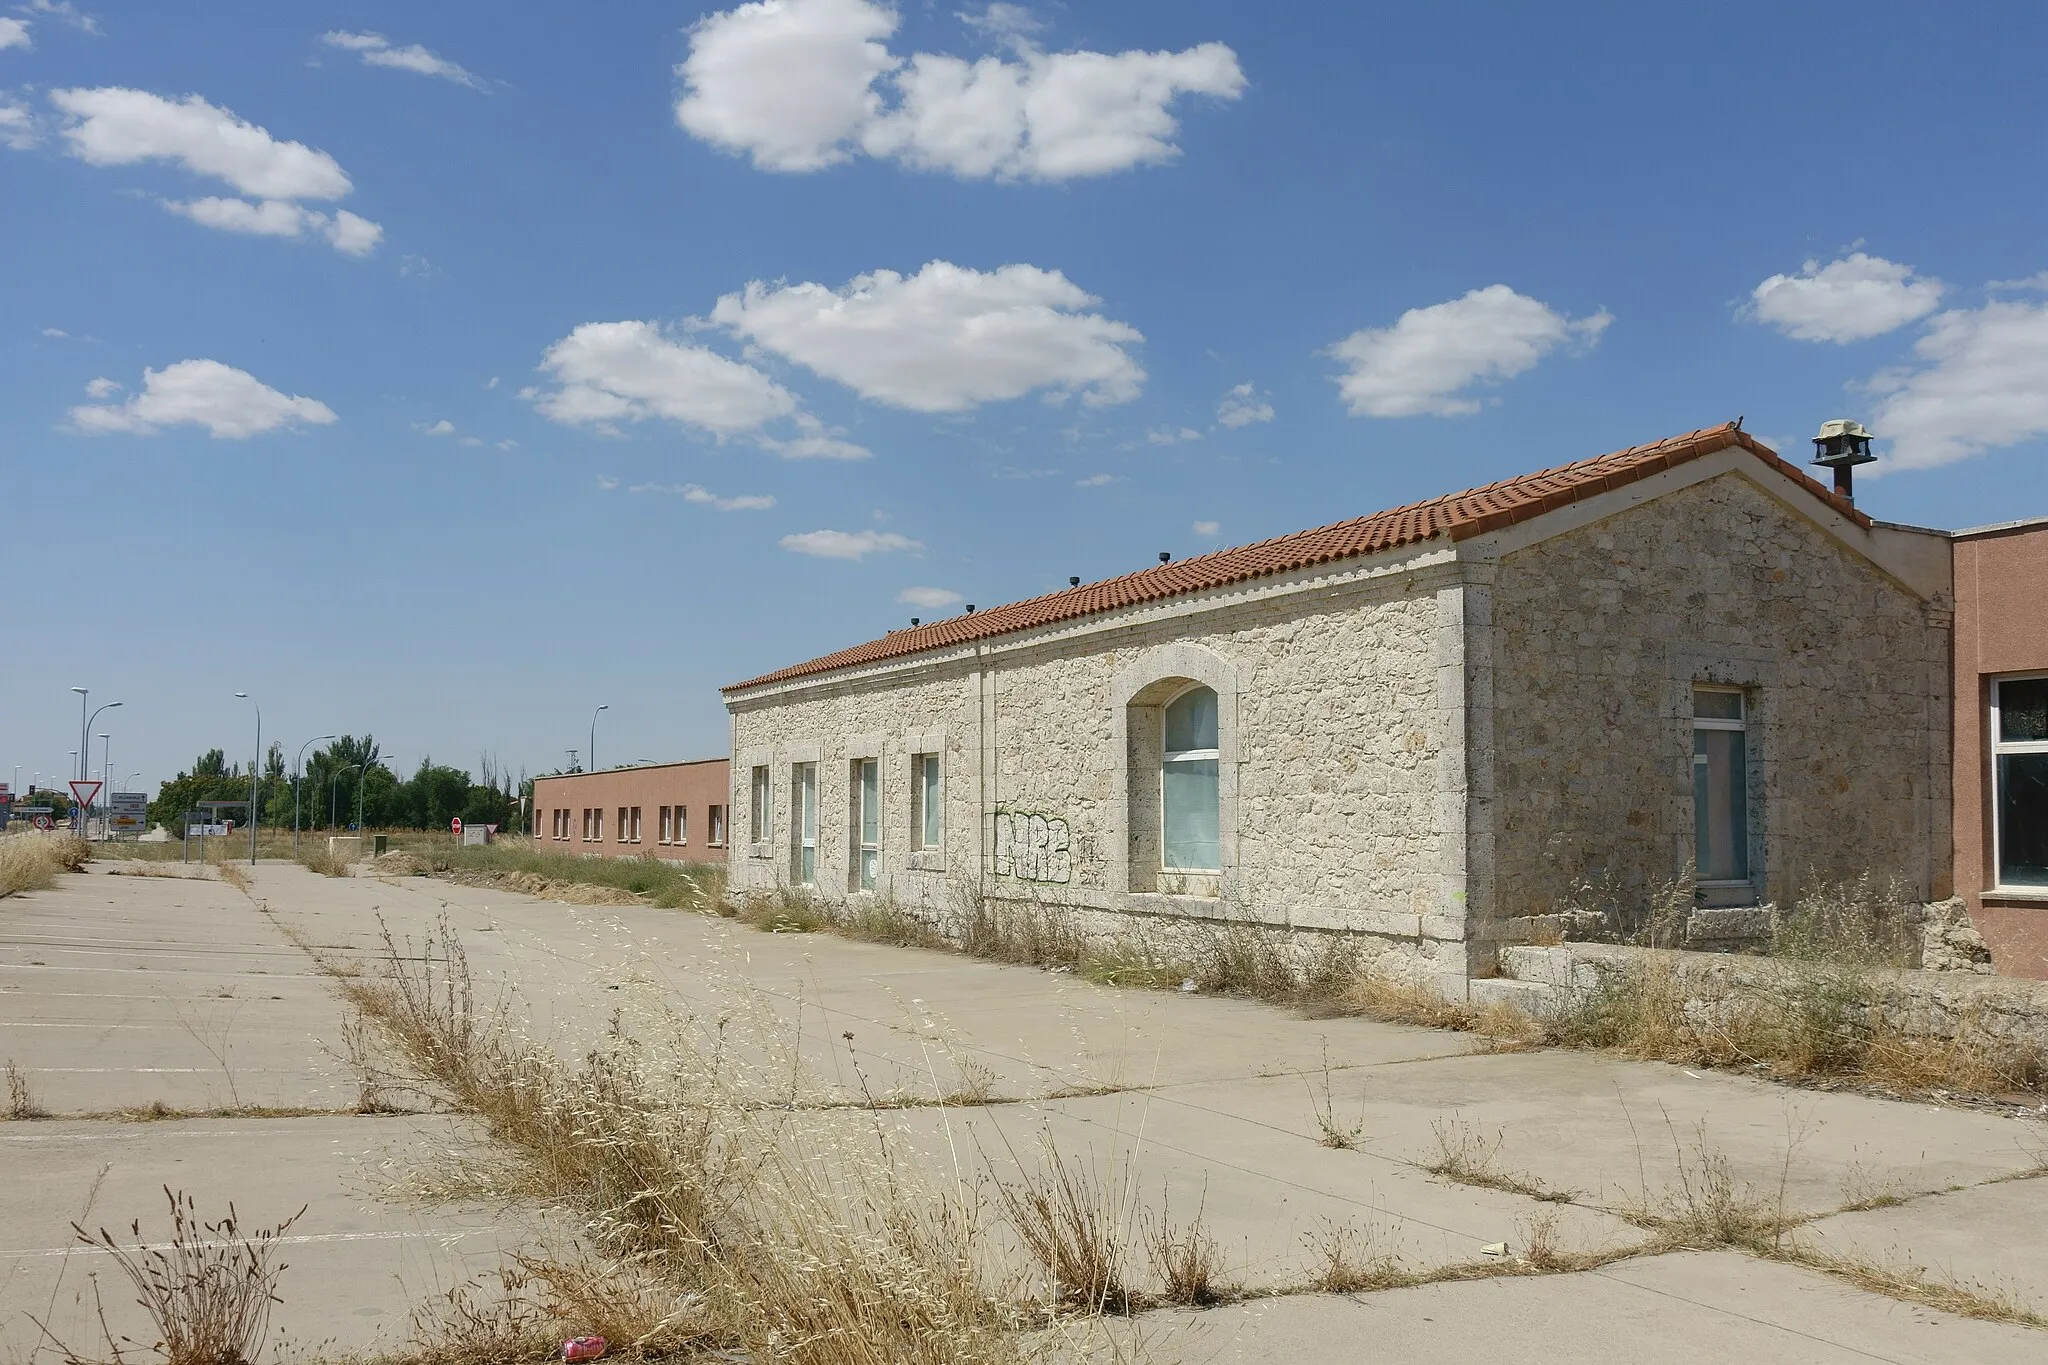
{"left": 721, "top": 424, "right": 1954, "bottom": 995}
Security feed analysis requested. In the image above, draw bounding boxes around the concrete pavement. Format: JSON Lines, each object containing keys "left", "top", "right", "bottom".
{"left": 3, "top": 858, "right": 2043, "bottom": 1362}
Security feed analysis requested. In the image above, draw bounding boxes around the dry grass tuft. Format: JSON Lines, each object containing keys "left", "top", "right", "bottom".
{"left": 1618, "top": 1115, "right": 1799, "bottom": 1254}
{"left": 334, "top": 915, "right": 1043, "bottom": 1364}
{"left": 1143, "top": 1192, "right": 1229, "bottom": 1307}
{"left": 7, "top": 1058, "right": 49, "bottom": 1120}
{"left": 1302, "top": 1219, "right": 1408, "bottom": 1294}
{"left": 0, "top": 833, "right": 91, "bottom": 896}
{"left": 47, "top": 1187, "right": 304, "bottom": 1365}
{"left": 210, "top": 852, "right": 252, "bottom": 893}
{"left": 1777, "top": 1242, "right": 2048, "bottom": 1330}
{"left": 298, "top": 847, "right": 354, "bottom": 878}
{"left": 998, "top": 1145, "right": 1141, "bottom": 1315}
{"left": 1425, "top": 1119, "right": 1574, "bottom": 1202}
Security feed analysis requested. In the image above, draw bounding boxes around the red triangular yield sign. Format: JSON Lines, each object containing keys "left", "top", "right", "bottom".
{"left": 70, "top": 779, "right": 102, "bottom": 809}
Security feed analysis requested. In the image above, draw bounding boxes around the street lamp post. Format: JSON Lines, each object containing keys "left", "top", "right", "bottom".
{"left": 589, "top": 704, "right": 609, "bottom": 774}
{"left": 76, "top": 700, "right": 122, "bottom": 831}
{"left": 70, "top": 687, "right": 87, "bottom": 781}
{"left": 293, "top": 735, "right": 337, "bottom": 857}
{"left": 333, "top": 765, "right": 362, "bottom": 830}
{"left": 97, "top": 733, "right": 110, "bottom": 838}
{"left": 234, "top": 693, "right": 261, "bottom": 865}
{"left": 356, "top": 755, "right": 383, "bottom": 833}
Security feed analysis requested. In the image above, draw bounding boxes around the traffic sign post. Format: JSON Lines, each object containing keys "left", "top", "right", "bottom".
{"left": 70, "top": 779, "right": 102, "bottom": 817}
{"left": 450, "top": 817, "right": 463, "bottom": 836}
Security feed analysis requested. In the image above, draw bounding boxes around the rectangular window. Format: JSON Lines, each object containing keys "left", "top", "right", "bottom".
{"left": 793, "top": 763, "right": 817, "bottom": 885}
{"left": 912, "top": 752, "right": 942, "bottom": 849}
{"left": 853, "top": 758, "right": 879, "bottom": 890}
{"left": 658, "top": 806, "right": 671, "bottom": 843}
{"left": 675, "top": 806, "right": 688, "bottom": 844}
{"left": 580, "top": 808, "right": 590, "bottom": 841}
{"left": 595, "top": 808, "right": 604, "bottom": 841}
{"left": 617, "top": 806, "right": 629, "bottom": 842}
{"left": 1693, "top": 687, "right": 1749, "bottom": 883}
{"left": 707, "top": 804, "right": 723, "bottom": 846}
{"left": 1162, "top": 687, "right": 1222, "bottom": 872}
{"left": 749, "top": 766, "right": 771, "bottom": 846}
{"left": 630, "top": 807, "right": 642, "bottom": 843}
{"left": 1993, "top": 676, "right": 2048, "bottom": 888}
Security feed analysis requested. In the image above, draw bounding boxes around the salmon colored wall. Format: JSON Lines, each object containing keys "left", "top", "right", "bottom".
{"left": 531, "top": 760, "right": 729, "bottom": 863}
{"left": 1954, "top": 522, "right": 2048, "bottom": 978}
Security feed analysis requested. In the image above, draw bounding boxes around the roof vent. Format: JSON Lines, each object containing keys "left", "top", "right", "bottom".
{"left": 1811, "top": 419, "right": 1876, "bottom": 502}
{"left": 1158, "top": 551, "right": 1172, "bottom": 564}
{"left": 964, "top": 604, "right": 976, "bottom": 613}
{"left": 1069, "top": 576, "right": 1080, "bottom": 587}
{"left": 910, "top": 617, "right": 920, "bottom": 626}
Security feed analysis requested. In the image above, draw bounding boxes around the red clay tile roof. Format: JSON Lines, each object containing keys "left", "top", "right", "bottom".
{"left": 725, "top": 423, "right": 1865, "bottom": 693}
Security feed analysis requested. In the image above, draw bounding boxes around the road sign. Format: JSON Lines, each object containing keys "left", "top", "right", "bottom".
{"left": 33, "top": 814, "right": 54, "bottom": 831}
{"left": 70, "top": 779, "right": 102, "bottom": 810}
{"left": 109, "top": 792, "right": 148, "bottom": 831}
{"left": 450, "top": 817, "right": 463, "bottom": 834}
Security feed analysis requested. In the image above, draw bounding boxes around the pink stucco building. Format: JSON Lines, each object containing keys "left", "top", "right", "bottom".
{"left": 531, "top": 759, "right": 729, "bottom": 864}
{"left": 1953, "top": 518, "right": 2048, "bottom": 978}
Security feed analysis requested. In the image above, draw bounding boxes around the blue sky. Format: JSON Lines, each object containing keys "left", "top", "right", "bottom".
{"left": 5, "top": 0, "right": 2047, "bottom": 797}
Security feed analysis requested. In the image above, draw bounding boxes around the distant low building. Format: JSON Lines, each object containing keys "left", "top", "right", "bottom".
{"left": 531, "top": 759, "right": 729, "bottom": 864}
{"left": 721, "top": 424, "right": 1957, "bottom": 994}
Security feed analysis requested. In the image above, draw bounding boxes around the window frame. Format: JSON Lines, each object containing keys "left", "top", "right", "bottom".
{"left": 912, "top": 752, "right": 942, "bottom": 850}
{"left": 707, "top": 804, "right": 723, "bottom": 847}
{"left": 792, "top": 763, "right": 817, "bottom": 885}
{"left": 854, "top": 757, "right": 880, "bottom": 891}
{"left": 1991, "top": 672, "right": 2048, "bottom": 892}
{"left": 1159, "top": 682, "right": 1222, "bottom": 875}
{"left": 749, "top": 766, "right": 771, "bottom": 850}
{"left": 674, "top": 805, "right": 687, "bottom": 845}
{"left": 1692, "top": 685, "right": 1750, "bottom": 887}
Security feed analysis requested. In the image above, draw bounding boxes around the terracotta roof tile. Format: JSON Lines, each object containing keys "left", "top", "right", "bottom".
{"left": 725, "top": 423, "right": 1863, "bottom": 693}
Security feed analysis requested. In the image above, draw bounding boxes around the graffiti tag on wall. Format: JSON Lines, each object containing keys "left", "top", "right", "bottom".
{"left": 993, "top": 811, "right": 1072, "bottom": 883}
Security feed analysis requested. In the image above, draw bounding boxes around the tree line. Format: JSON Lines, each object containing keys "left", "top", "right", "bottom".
{"left": 146, "top": 735, "right": 526, "bottom": 833}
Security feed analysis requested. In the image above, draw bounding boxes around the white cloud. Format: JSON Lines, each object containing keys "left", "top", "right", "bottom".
{"left": 1191, "top": 519, "right": 1219, "bottom": 536}
{"left": 162, "top": 197, "right": 381, "bottom": 256}
{"left": 21, "top": 2, "right": 97, "bottom": 35}
{"left": 713, "top": 260, "right": 1144, "bottom": 411}
{"left": 0, "top": 18, "right": 30, "bottom": 49}
{"left": 596, "top": 474, "right": 619, "bottom": 490}
{"left": 897, "top": 585, "right": 962, "bottom": 609}
{"left": 1866, "top": 297, "right": 2048, "bottom": 470}
{"left": 82, "top": 376, "right": 119, "bottom": 397}
{"left": 780, "top": 528, "right": 921, "bottom": 559}
{"left": 416, "top": 418, "right": 456, "bottom": 435}
{"left": 959, "top": 4, "right": 1043, "bottom": 41}
{"left": 675, "top": 0, "right": 1243, "bottom": 180}
{"left": 0, "top": 96, "right": 37, "bottom": 148}
{"left": 1749, "top": 253, "right": 1944, "bottom": 344}
{"left": 51, "top": 87, "right": 351, "bottom": 198}
{"left": 1216, "top": 380, "right": 1272, "bottom": 428}
{"left": 1075, "top": 472, "right": 1113, "bottom": 487}
{"left": 628, "top": 481, "right": 776, "bottom": 511}
{"left": 40, "top": 327, "right": 67, "bottom": 338}
{"left": 1146, "top": 425, "right": 1199, "bottom": 444}
{"left": 69, "top": 359, "right": 336, "bottom": 438}
{"left": 44, "top": 87, "right": 383, "bottom": 253}
{"left": 675, "top": 0, "right": 895, "bottom": 172}
{"left": 533, "top": 320, "right": 796, "bottom": 435}
{"left": 1987, "top": 271, "right": 2048, "bottom": 293}
{"left": 754, "top": 420, "right": 872, "bottom": 460}
{"left": 1329, "top": 285, "right": 1612, "bottom": 418}
{"left": 322, "top": 31, "right": 486, "bottom": 90}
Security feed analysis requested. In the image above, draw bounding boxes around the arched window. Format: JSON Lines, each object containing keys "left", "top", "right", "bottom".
{"left": 1162, "top": 685, "right": 1220, "bottom": 872}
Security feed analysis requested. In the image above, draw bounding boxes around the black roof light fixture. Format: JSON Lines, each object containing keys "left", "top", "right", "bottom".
{"left": 1811, "top": 418, "right": 1877, "bottom": 502}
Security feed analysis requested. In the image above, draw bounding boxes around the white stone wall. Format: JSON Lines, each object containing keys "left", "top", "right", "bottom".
{"left": 1487, "top": 474, "right": 1952, "bottom": 926}
{"left": 727, "top": 567, "right": 1465, "bottom": 978}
